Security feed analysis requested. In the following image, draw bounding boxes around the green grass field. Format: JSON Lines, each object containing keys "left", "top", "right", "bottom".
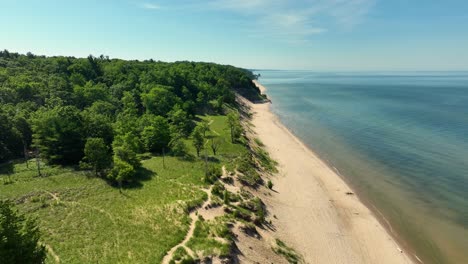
{"left": 0, "top": 115, "right": 246, "bottom": 263}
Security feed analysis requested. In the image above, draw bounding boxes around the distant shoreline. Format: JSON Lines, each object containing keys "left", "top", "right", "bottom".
{"left": 250, "top": 80, "right": 415, "bottom": 264}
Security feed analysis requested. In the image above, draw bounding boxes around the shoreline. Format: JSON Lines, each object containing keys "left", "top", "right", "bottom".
{"left": 250, "top": 80, "right": 415, "bottom": 264}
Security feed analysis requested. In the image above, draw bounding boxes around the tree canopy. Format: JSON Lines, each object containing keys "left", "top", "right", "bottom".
{"left": 0, "top": 50, "right": 260, "bottom": 186}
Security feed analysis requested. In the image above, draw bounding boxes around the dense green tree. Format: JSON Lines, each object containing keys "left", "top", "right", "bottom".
{"left": 141, "top": 86, "right": 180, "bottom": 116}
{"left": 0, "top": 50, "right": 261, "bottom": 166}
{"left": 141, "top": 122, "right": 170, "bottom": 154}
{"left": 168, "top": 106, "right": 192, "bottom": 136}
{"left": 110, "top": 158, "right": 135, "bottom": 191}
{"left": 0, "top": 107, "right": 23, "bottom": 162}
{"left": 0, "top": 201, "right": 46, "bottom": 264}
{"left": 80, "top": 138, "right": 111, "bottom": 176}
{"left": 73, "top": 82, "right": 110, "bottom": 108}
{"left": 112, "top": 143, "right": 140, "bottom": 170}
{"left": 109, "top": 142, "right": 141, "bottom": 190}
{"left": 81, "top": 108, "right": 114, "bottom": 146}
{"left": 31, "top": 105, "right": 84, "bottom": 164}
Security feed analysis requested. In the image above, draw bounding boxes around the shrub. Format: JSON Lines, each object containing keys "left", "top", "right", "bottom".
{"left": 267, "top": 180, "right": 273, "bottom": 189}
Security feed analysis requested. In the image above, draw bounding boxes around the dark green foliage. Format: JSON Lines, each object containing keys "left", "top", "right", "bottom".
{"left": 81, "top": 102, "right": 115, "bottom": 145}
{"left": 31, "top": 105, "right": 85, "bottom": 165}
{"left": 0, "top": 200, "right": 46, "bottom": 264}
{"left": 80, "top": 138, "right": 111, "bottom": 176}
{"left": 223, "top": 190, "right": 230, "bottom": 205}
{"left": 267, "top": 180, "right": 274, "bottom": 189}
{"left": 0, "top": 50, "right": 260, "bottom": 170}
{"left": 0, "top": 107, "right": 23, "bottom": 162}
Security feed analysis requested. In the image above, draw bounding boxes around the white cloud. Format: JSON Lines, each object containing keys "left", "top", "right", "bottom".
{"left": 138, "top": 1, "right": 374, "bottom": 43}
{"left": 209, "top": 0, "right": 375, "bottom": 42}
{"left": 141, "top": 3, "right": 161, "bottom": 10}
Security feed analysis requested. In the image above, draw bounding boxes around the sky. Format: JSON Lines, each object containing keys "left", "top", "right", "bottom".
{"left": 1, "top": 0, "right": 468, "bottom": 70}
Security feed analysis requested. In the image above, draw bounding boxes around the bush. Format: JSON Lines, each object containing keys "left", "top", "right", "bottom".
{"left": 211, "top": 182, "right": 226, "bottom": 197}
{"left": 204, "top": 165, "right": 222, "bottom": 183}
{"left": 223, "top": 190, "right": 230, "bottom": 205}
{"left": 267, "top": 180, "right": 273, "bottom": 189}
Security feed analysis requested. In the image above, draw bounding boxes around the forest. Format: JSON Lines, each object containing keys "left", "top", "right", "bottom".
{"left": 0, "top": 50, "right": 261, "bottom": 182}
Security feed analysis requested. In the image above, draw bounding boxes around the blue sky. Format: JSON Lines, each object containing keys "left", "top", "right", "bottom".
{"left": 1, "top": 0, "right": 468, "bottom": 70}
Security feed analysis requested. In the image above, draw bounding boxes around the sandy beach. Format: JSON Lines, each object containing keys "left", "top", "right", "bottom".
{"left": 249, "top": 80, "right": 415, "bottom": 264}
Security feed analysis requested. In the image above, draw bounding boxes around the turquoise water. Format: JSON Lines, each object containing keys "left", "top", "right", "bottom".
{"left": 256, "top": 71, "right": 468, "bottom": 264}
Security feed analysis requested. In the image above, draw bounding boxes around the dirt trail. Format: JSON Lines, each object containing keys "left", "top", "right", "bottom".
{"left": 44, "top": 244, "right": 61, "bottom": 263}
{"left": 161, "top": 186, "right": 213, "bottom": 264}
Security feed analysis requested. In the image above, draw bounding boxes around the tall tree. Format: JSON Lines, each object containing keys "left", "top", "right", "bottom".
{"left": 31, "top": 105, "right": 84, "bottom": 165}
{"left": 140, "top": 115, "right": 171, "bottom": 153}
{"left": 192, "top": 126, "right": 204, "bottom": 157}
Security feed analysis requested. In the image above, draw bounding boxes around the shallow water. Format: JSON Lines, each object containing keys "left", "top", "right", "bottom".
{"left": 256, "top": 70, "right": 468, "bottom": 264}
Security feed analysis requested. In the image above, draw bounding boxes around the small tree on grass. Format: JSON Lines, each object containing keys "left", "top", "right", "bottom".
{"left": 109, "top": 144, "right": 140, "bottom": 192}
{"left": 191, "top": 127, "right": 204, "bottom": 157}
{"left": 199, "top": 120, "right": 210, "bottom": 137}
{"left": 210, "top": 137, "right": 221, "bottom": 156}
{"left": 0, "top": 200, "right": 46, "bottom": 264}
{"left": 80, "top": 138, "right": 111, "bottom": 176}
{"left": 110, "top": 158, "right": 135, "bottom": 192}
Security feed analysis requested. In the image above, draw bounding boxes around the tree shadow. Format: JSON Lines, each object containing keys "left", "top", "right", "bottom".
{"left": 104, "top": 167, "right": 156, "bottom": 191}
{"left": 123, "top": 167, "right": 155, "bottom": 190}
{"left": 206, "top": 156, "right": 220, "bottom": 163}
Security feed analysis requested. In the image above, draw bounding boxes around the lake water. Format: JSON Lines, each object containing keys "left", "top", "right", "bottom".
{"left": 256, "top": 70, "right": 468, "bottom": 264}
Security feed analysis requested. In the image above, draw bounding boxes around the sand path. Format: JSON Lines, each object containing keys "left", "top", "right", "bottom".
{"left": 161, "top": 185, "right": 216, "bottom": 264}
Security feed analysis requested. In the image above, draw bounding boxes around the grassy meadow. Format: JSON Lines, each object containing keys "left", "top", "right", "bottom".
{"left": 0, "top": 115, "right": 246, "bottom": 263}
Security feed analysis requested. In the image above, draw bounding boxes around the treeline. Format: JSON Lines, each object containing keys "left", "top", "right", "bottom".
{"left": 0, "top": 50, "right": 260, "bottom": 185}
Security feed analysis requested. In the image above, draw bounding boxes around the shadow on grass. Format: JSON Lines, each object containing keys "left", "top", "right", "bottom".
{"left": 124, "top": 167, "right": 155, "bottom": 190}
{"left": 105, "top": 167, "right": 156, "bottom": 191}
